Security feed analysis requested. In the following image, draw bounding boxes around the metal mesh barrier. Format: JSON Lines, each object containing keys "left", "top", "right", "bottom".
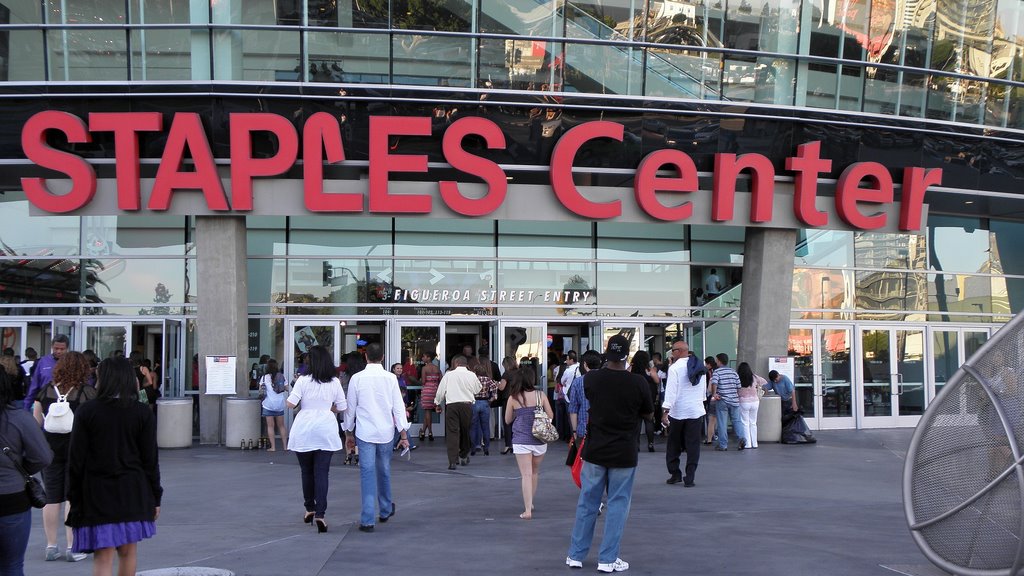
{"left": 905, "top": 314, "right": 1024, "bottom": 576}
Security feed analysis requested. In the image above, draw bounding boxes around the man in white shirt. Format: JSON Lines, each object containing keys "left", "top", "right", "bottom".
{"left": 661, "top": 339, "right": 705, "bottom": 487}
{"left": 343, "top": 343, "right": 410, "bottom": 533}
{"left": 434, "top": 355, "right": 481, "bottom": 470}
{"left": 556, "top": 350, "right": 579, "bottom": 439}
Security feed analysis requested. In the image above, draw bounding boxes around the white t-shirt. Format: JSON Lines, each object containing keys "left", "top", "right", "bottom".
{"left": 342, "top": 363, "right": 410, "bottom": 444}
{"left": 662, "top": 358, "right": 706, "bottom": 420}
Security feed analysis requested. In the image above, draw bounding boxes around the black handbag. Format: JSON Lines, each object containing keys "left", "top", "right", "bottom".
{"left": 1, "top": 440, "right": 47, "bottom": 509}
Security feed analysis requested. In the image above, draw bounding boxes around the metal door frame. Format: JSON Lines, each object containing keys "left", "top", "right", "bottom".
{"left": 80, "top": 320, "right": 133, "bottom": 359}
{"left": 791, "top": 323, "right": 857, "bottom": 430}
{"left": 856, "top": 324, "right": 928, "bottom": 429}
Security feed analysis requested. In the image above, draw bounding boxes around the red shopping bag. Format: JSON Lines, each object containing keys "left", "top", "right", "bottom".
{"left": 571, "top": 436, "right": 585, "bottom": 488}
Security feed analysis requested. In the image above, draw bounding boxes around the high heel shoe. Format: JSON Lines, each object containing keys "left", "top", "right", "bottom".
{"left": 315, "top": 518, "right": 328, "bottom": 533}
{"left": 418, "top": 430, "right": 425, "bottom": 441}
{"left": 428, "top": 432, "right": 434, "bottom": 441}
{"left": 501, "top": 446, "right": 512, "bottom": 455}
{"left": 303, "top": 511, "right": 315, "bottom": 524}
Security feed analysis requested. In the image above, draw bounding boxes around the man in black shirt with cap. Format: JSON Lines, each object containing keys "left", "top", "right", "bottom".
{"left": 566, "top": 334, "right": 653, "bottom": 573}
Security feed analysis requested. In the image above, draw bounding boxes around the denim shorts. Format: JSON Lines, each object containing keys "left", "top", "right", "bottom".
{"left": 262, "top": 408, "right": 285, "bottom": 417}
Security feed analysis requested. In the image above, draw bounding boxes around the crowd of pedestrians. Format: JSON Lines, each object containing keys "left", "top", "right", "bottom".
{"left": 0, "top": 333, "right": 788, "bottom": 575}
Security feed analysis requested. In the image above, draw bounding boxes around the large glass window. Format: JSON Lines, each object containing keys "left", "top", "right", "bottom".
{"left": 246, "top": 217, "right": 287, "bottom": 256}
{"left": 596, "top": 222, "right": 686, "bottom": 261}
{"left": 288, "top": 216, "right": 392, "bottom": 256}
{"left": 497, "top": 221, "right": 592, "bottom": 260}
{"left": 597, "top": 262, "right": 688, "bottom": 310}
{"left": 81, "top": 216, "right": 187, "bottom": 256}
{"left": 85, "top": 258, "right": 186, "bottom": 306}
{"left": 395, "top": 218, "right": 493, "bottom": 258}
{"left": 927, "top": 216, "right": 990, "bottom": 274}
{"left": 0, "top": 194, "right": 79, "bottom": 255}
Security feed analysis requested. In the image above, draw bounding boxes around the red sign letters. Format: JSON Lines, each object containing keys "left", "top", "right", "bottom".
{"left": 20, "top": 111, "right": 941, "bottom": 231}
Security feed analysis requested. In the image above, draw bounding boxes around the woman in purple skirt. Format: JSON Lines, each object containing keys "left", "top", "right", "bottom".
{"left": 66, "top": 358, "right": 162, "bottom": 576}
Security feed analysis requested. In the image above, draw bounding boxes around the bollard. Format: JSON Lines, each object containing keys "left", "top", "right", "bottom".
{"left": 156, "top": 398, "right": 193, "bottom": 449}
{"left": 224, "top": 396, "right": 261, "bottom": 449}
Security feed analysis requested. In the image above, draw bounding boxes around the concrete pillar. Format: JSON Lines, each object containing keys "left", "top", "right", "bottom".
{"left": 196, "top": 216, "right": 248, "bottom": 445}
{"left": 737, "top": 228, "right": 796, "bottom": 378}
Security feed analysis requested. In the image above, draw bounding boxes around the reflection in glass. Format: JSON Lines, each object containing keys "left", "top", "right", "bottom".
{"left": 603, "top": 325, "right": 639, "bottom": 362}
{"left": 308, "top": 31, "right": 389, "bottom": 83}
{"left": 85, "top": 325, "right": 127, "bottom": 361}
{"left": 788, "top": 327, "right": 816, "bottom": 417}
{"left": 504, "top": 325, "right": 545, "bottom": 380}
{"left": 896, "top": 329, "right": 925, "bottom": 416}
{"left": 287, "top": 259, "right": 391, "bottom": 305}
{"left": 821, "top": 328, "right": 853, "bottom": 418}
{"left": 498, "top": 221, "right": 592, "bottom": 260}
{"left": 0, "top": 195, "right": 79, "bottom": 255}
{"left": 861, "top": 329, "right": 893, "bottom": 417}
{"left": 85, "top": 259, "right": 186, "bottom": 308}
{"left": 931, "top": 329, "right": 958, "bottom": 396}
{"left": 392, "top": 35, "right": 472, "bottom": 87}
{"left": 47, "top": 30, "right": 127, "bottom": 81}
{"left": 497, "top": 260, "right": 593, "bottom": 314}
{"left": 597, "top": 263, "right": 686, "bottom": 310}
{"left": 131, "top": 29, "right": 193, "bottom": 81}
{"left": 395, "top": 219, "right": 493, "bottom": 258}
{"left": 393, "top": 260, "right": 496, "bottom": 305}
{"left": 289, "top": 217, "right": 392, "bottom": 256}
{"left": 81, "top": 216, "right": 187, "bottom": 256}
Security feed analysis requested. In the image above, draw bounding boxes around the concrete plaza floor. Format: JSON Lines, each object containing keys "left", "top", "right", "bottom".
{"left": 23, "top": 428, "right": 945, "bottom": 576}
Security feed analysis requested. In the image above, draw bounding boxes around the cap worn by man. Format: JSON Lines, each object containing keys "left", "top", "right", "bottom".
{"left": 605, "top": 335, "right": 629, "bottom": 362}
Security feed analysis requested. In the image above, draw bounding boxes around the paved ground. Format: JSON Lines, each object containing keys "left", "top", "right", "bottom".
{"left": 23, "top": 429, "right": 946, "bottom": 576}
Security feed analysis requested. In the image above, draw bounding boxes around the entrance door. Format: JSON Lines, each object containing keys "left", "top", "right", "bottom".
{"left": 162, "top": 319, "right": 185, "bottom": 397}
{"left": 51, "top": 320, "right": 75, "bottom": 346}
{"left": 0, "top": 322, "right": 27, "bottom": 358}
{"left": 82, "top": 321, "right": 131, "bottom": 360}
{"left": 390, "top": 321, "right": 444, "bottom": 436}
{"left": 601, "top": 322, "right": 644, "bottom": 361}
{"left": 285, "top": 319, "right": 344, "bottom": 378}
{"left": 788, "top": 325, "right": 855, "bottom": 429}
{"left": 931, "top": 327, "right": 990, "bottom": 400}
{"left": 499, "top": 321, "right": 547, "bottom": 387}
{"left": 858, "top": 326, "right": 926, "bottom": 427}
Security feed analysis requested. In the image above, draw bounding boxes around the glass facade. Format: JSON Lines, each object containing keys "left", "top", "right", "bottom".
{"left": 1, "top": 0, "right": 1022, "bottom": 128}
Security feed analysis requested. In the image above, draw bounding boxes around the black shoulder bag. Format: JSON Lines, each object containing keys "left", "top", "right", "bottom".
{"left": 0, "top": 425, "right": 47, "bottom": 508}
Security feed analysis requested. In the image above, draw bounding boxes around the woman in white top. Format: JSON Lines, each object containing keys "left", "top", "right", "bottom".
{"left": 286, "top": 345, "right": 347, "bottom": 533}
{"left": 736, "top": 362, "right": 765, "bottom": 450}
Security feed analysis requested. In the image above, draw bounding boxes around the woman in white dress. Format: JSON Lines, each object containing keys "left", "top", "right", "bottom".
{"left": 287, "top": 345, "right": 347, "bottom": 533}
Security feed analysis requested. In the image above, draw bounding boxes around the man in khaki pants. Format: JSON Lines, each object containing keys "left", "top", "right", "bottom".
{"left": 434, "top": 355, "right": 481, "bottom": 470}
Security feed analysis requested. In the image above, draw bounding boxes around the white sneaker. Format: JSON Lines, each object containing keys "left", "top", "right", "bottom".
{"left": 597, "top": 558, "right": 629, "bottom": 573}
{"left": 565, "top": 557, "right": 583, "bottom": 569}
{"left": 66, "top": 549, "right": 87, "bottom": 562}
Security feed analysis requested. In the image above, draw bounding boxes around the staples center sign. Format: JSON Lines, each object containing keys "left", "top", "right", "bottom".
{"left": 21, "top": 111, "right": 941, "bottom": 231}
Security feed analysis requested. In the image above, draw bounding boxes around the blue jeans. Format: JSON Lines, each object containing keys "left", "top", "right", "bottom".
{"left": 470, "top": 400, "right": 491, "bottom": 451}
{"left": 295, "top": 450, "right": 333, "bottom": 519}
{"left": 0, "top": 508, "right": 31, "bottom": 576}
{"left": 356, "top": 437, "right": 394, "bottom": 527}
{"left": 715, "top": 402, "right": 744, "bottom": 449}
{"left": 567, "top": 462, "right": 637, "bottom": 564}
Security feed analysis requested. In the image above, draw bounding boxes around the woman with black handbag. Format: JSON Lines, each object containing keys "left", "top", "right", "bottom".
{"left": 0, "top": 368, "right": 53, "bottom": 576}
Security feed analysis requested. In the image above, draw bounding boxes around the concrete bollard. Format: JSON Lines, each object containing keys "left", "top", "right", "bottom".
{"left": 156, "top": 398, "right": 193, "bottom": 449}
{"left": 757, "top": 393, "right": 782, "bottom": 443}
{"left": 224, "top": 396, "right": 261, "bottom": 449}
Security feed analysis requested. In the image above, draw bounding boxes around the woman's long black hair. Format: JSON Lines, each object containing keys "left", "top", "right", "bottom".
{"left": 630, "top": 351, "right": 651, "bottom": 375}
{"left": 307, "top": 345, "right": 337, "bottom": 383}
{"left": 96, "top": 357, "right": 140, "bottom": 408}
{"left": 0, "top": 369, "right": 14, "bottom": 408}
{"left": 737, "top": 362, "right": 754, "bottom": 388}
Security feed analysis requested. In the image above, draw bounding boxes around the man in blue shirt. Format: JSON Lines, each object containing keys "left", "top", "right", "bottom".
{"left": 767, "top": 370, "right": 800, "bottom": 414}
{"left": 23, "top": 335, "right": 69, "bottom": 411}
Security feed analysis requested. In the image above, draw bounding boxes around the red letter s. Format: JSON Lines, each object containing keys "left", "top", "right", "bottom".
{"left": 21, "top": 111, "right": 96, "bottom": 213}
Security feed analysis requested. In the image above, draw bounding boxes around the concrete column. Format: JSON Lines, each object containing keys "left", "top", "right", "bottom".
{"left": 196, "top": 216, "right": 249, "bottom": 445}
{"left": 737, "top": 228, "right": 796, "bottom": 378}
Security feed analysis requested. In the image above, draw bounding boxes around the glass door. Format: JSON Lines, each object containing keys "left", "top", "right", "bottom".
{"left": 931, "top": 327, "right": 989, "bottom": 398}
{"left": 284, "top": 319, "right": 343, "bottom": 380}
{"left": 858, "top": 326, "right": 926, "bottom": 427}
{"left": 162, "top": 319, "right": 185, "bottom": 397}
{"left": 499, "top": 321, "right": 547, "bottom": 389}
{"left": 390, "top": 320, "right": 444, "bottom": 437}
{"left": 600, "top": 322, "right": 644, "bottom": 362}
{"left": 51, "top": 319, "right": 75, "bottom": 344}
{"left": 0, "top": 322, "right": 27, "bottom": 358}
{"left": 788, "top": 325, "right": 855, "bottom": 430}
{"left": 82, "top": 321, "right": 131, "bottom": 361}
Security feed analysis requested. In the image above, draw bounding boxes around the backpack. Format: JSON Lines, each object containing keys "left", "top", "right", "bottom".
{"left": 43, "top": 385, "right": 74, "bottom": 434}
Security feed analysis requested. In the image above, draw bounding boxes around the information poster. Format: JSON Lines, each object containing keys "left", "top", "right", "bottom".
{"left": 205, "top": 356, "right": 237, "bottom": 395}
{"left": 768, "top": 356, "right": 795, "bottom": 383}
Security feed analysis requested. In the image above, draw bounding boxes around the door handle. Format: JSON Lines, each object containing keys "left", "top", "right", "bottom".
{"left": 812, "top": 373, "right": 824, "bottom": 397}
{"left": 893, "top": 373, "right": 904, "bottom": 396}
